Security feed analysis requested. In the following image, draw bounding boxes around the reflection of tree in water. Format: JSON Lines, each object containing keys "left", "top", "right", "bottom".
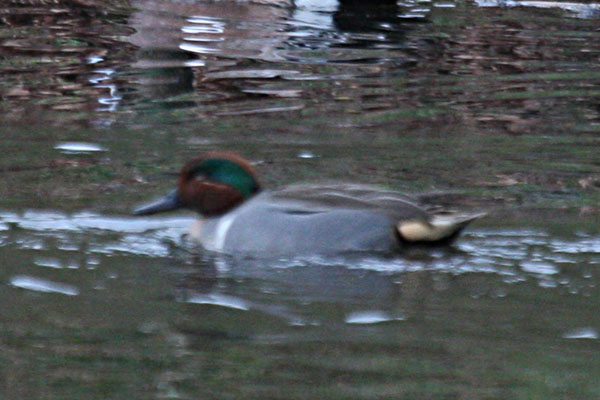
{"left": 125, "top": 49, "right": 196, "bottom": 109}
{"left": 2, "top": 0, "right": 598, "bottom": 133}
{"left": 335, "top": 0, "right": 411, "bottom": 33}
{"left": 0, "top": 0, "right": 135, "bottom": 122}
{"left": 126, "top": 0, "right": 294, "bottom": 111}
{"left": 333, "top": 0, "right": 427, "bottom": 46}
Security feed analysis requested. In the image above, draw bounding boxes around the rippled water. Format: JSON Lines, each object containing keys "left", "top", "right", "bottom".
{"left": 1, "top": 0, "right": 600, "bottom": 398}
{"left": 2, "top": 207, "right": 599, "bottom": 397}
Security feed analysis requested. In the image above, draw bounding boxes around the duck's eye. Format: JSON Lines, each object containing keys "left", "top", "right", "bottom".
{"left": 190, "top": 173, "right": 210, "bottom": 183}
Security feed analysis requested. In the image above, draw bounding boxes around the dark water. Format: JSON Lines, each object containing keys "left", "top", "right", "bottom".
{"left": 1, "top": 0, "right": 600, "bottom": 398}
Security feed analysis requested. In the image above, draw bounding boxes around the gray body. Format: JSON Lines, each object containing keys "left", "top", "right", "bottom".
{"left": 195, "top": 184, "right": 430, "bottom": 256}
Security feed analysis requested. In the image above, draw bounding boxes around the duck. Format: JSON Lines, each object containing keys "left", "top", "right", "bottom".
{"left": 133, "top": 151, "right": 485, "bottom": 256}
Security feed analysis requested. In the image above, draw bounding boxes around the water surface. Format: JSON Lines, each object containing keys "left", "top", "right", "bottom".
{"left": 1, "top": 0, "right": 599, "bottom": 398}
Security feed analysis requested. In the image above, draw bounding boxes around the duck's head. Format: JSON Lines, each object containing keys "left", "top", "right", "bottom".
{"left": 133, "top": 152, "right": 261, "bottom": 217}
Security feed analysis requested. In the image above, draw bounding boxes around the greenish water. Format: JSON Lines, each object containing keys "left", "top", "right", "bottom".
{"left": 1, "top": 0, "right": 599, "bottom": 398}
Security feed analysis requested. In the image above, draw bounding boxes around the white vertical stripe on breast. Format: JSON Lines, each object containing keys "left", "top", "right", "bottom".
{"left": 214, "top": 213, "right": 236, "bottom": 252}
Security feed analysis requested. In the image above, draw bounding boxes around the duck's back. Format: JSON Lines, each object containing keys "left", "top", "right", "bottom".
{"left": 199, "top": 184, "right": 429, "bottom": 256}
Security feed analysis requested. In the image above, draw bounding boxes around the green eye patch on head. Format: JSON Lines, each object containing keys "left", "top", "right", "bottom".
{"left": 189, "top": 158, "right": 260, "bottom": 198}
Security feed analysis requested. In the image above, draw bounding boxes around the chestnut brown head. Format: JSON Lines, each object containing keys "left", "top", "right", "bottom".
{"left": 133, "top": 152, "right": 261, "bottom": 217}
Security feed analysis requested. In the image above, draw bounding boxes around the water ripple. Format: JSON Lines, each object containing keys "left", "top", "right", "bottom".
{"left": 345, "top": 310, "right": 405, "bottom": 324}
{"left": 9, "top": 275, "right": 79, "bottom": 296}
{"left": 1, "top": 210, "right": 598, "bottom": 289}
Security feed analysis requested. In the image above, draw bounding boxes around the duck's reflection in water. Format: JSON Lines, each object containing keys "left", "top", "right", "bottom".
{"left": 171, "top": 245, "right": 476, "bottom": 328}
